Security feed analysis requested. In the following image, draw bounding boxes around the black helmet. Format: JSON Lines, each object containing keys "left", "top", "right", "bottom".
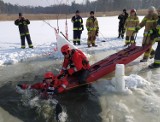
{"left": 19, "top": 13, "right": 22, "bottom": 17}
{"left": 90, "top": 11, "right": 94, "bottom": 14}
{"left": 123, "top": 9, "right": 127, "bottom": 12}
{"left": 76, "top": 10, "right": 80, "bottom": 13}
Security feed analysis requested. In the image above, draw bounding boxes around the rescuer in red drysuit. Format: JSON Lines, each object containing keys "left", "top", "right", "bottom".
{"left": 17, "top": 72, "right": 68, "bottom": 94}
{"left": 60, "top": 44, "right": 90, "bottom": 84}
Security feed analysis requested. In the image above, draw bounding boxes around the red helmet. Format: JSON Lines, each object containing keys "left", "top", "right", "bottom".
{"left": 61, "top": 44, "right": 71, "bottom": 55}
{"left": 44, "top": 72, "right": 55, "bottom": 79}
{"left": 130, "top": 9, "right": 136, "bottom": 14}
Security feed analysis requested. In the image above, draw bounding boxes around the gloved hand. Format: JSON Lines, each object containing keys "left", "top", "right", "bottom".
{"left": 148, "top": 29, "right": 154, "bottom": 35}
{"left": 96, "top": 30, "right": 99, "bottom": 36}
{"left": 135, "top": 26, "right": 141, "bottom": 33}
{"left": 68, "top": 68, "right": 74, "bottom": 75}
{"left": 17, "top": 84, "right": 30, "bottom": 90}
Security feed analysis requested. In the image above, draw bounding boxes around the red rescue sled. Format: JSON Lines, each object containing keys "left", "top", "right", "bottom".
{"left": 66, "top": 45, "right": 150, "bottom": 90}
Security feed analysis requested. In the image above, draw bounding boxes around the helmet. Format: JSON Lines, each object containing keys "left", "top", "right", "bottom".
{"left": 148, "top": 6, "right": 156, "bottom": 12}
{"left": 44, "top": 72, "right": 55, "bottom": 79}
{"left": 76, "top": 10, "right": 80, "bottom": 13}
{"left": 123, "top": 9, "right": 127, "bottom": 12}
{"left": 90, "top": 11, "right": 94, "bottom": 14}
{"left": 61, "top": 44, "right": 71, "bottom": 55}
{"left": 130, "top": 9, "right": 136, "bottom": 13}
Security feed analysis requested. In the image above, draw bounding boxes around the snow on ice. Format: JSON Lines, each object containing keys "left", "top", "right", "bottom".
{"left": 0, "top": 16, "right": 145, "bottom": 66}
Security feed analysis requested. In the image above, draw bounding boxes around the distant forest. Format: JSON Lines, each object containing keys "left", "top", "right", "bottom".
{"left": 0, "top": 0, "right": 160, "bottom": 14}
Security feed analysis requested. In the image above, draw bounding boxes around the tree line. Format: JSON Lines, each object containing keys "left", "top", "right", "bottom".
{"left": 0, "top": 0, "right": 160, "bottom": 14}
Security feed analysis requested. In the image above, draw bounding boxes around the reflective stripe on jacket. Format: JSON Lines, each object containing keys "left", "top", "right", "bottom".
{"left": 86, "top": 17, "right": 99, "bottom": 32}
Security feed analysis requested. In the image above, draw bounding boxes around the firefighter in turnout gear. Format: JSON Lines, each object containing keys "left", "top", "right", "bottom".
{"left": 71, "top": 10, "right": 84, "bottom": 45}
{"left": 60, "top": 44, "right": 90, "bottom": 84}
{"left": 86, "top": 11, "right": 99, "bottom": 48}
{"left": 15, "top": 13, "right": 33, "bottom": 49}
{"left": 149, "top": 7, "right": 160, "bottom": 68}
{"left": 135, "top": 6, "right": 158, "bottom": 62}
{"left": 124, "top": 9, "right": 139, "bottom": 46}
{"left": 118, "top": 9, "right": 129, "bottom": 39}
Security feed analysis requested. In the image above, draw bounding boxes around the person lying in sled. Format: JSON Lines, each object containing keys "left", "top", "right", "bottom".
{"left": 17, "top": 72, "right": 68, "bottom": 95}
{"left": 60, "top": 44, "right": 90, "bottom": 84}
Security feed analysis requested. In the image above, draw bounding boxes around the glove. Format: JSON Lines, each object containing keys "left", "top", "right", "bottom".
{"left": 135, "top": 26, "right": 141, "bottom": 33}
{"left": 68, "top": 68, "right": 74, "bottom": 75}
{"left": 148, "top": 29, "right": 154, "bottom": 35}
{"left": 17, "top": 84, "right": 30, "bottom": 90}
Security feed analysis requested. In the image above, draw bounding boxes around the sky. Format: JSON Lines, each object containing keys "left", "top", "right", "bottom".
{"left": 3, "top": 0, "right": 96, "bottom": 7}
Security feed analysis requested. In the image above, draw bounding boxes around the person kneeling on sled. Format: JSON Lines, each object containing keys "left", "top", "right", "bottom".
{"left": 60, "top": 44, "right": 90, "bottom": 84}
{"left": 17, "top": 72, "right": 68, "bottom": 95}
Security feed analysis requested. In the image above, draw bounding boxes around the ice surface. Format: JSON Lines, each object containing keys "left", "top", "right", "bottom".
{"left": 0, "top": 16, "right": 149, "bottom": 66}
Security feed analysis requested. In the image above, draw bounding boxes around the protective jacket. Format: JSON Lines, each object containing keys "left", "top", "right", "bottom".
{"left": 72, "top": 15, "right": 83, "bottom": 31}
{"left": 62, "top": 49, "right": 90, "bottom": 75}
{"left": 15, "top": 18, "right": 30, "bottom": 36}
{"left": 31, "top": 77, "right": 68, "bottom": 93}
{"left": 138, "top": 13, "right": 158, "bottom": 38}
{"left": 86, "top": 16, "right": 99, "bottom": 32}
{"left": 138, "top": 13, "right": 158, "bottom": 60}
{"left": 118, "top": 12, "right": 128, "bottom": 25}
{"left": 125, "top": 15, "right": 139, "bottom": 36}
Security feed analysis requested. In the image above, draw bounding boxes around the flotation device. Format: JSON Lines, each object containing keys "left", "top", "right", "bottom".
{"left": 66, "top": 45, "right": 151, "bottom": 90}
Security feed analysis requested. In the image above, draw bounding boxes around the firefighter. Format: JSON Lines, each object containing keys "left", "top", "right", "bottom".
{"left": 118, "top": 9, "right": 129, "bottom": 39}
{"left": 135, "top": 6, "right": 158, "bottom": 62}
{"left": 149, "top": 7, "right": 160, "bottom": 68}
{"left": 86, "top": 11, "right": 99, "bottom": 48}
{"left": 15, "top": 13, "right": 33, "bottom": 49}
{"left": 17, "top": 72, "right": 68, "bottom": 94}
{"left": 124, "top": 9, "right": 139, "bottom": 46}
{"left": 71, "top": 10, "right": 84, "bottom": 45}
{"left": 60, "top": 44, "right": 90, "bottom": 84}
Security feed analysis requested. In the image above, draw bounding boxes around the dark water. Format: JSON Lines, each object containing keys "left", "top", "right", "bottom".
{"left": 0, "top": 56, "right": 103, "bottom": 122}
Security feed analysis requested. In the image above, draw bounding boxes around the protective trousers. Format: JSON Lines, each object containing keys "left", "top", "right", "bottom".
{"left": 21, "top": 34, "right": 33, "bottom": 48}
{"left": 142, "top": 35, "right": 155, "bottom": 59}
{"left": 87, "top": 31, "right": 96, "bottom": 46}
{"left": 73, "top": 30, "right": 81, "bottom": 45}
{"left": 118, "top": 24, "right": 125, "bottom": 38}
{"left": 154, "top": 38, "right": 160, "bottom": 64}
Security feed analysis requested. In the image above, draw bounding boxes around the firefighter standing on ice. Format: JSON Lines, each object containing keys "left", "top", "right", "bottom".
{"left": 124, "top": 9, "right": 139, "bottom": 46}
{"left": 135, "top": 6, "right": 158, "bottom": 62}
{"left": 15, "top": 13, "right": 33, "bottom": 49}
{"left": 118, "top": 9, "right": 128, "bottom": 39}
{"left": 71, "top": 10, "right": 84, "bottom": 45}
{"left": 60, "top": 44, "right": 90, "bottom": 84}
{"left": 149, "top": 7, "right": 160, "bottom": 68}
{"left": 86, "top": 11, "right": 99, "bottom": 48}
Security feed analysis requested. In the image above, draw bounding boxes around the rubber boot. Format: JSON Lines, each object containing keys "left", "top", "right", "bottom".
{"left": 29, "top": 45, "right": 34, "bottom": 49}
{"left": 88, "top": 45, "right": 91, "bottom": 48}
{"left": 149, "top": 63, "right": 160, "bottom": 69}
{"left": 118, "top": 34, "right": 121, "bottom": 38}
{"left": 140, "top": 58, "right": 148, "bottom": 62}
{"left": 73, "top": 42, "right": 76, "bottom": 45}
{"left": 121, "top": 34, "right": 124, "bottom": 39}
{"left": 77, "top": 41, "right": 81, "bottom": 45}
{"left": 92, "top": 43, "right": 98, "bottom": 47}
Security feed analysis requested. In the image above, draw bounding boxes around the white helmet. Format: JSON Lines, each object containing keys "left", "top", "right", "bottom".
{"left": 148, "top": 6, "right": 156, "bottom": 12}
